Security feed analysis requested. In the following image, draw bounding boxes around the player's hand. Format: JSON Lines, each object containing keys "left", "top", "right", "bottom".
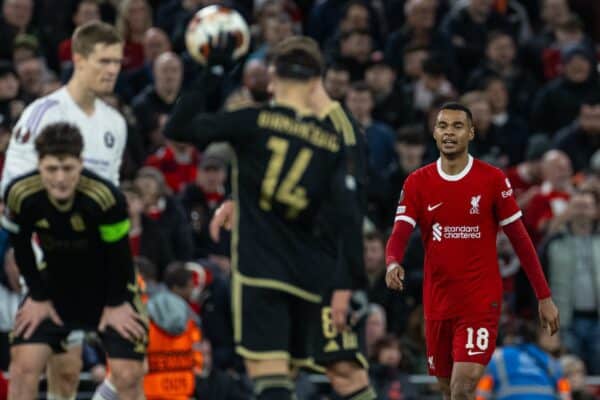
{"left": 98, "top": 303, "right": 146, "bottom": 342}
{"left": 331, "top": 289, "right": 352, "bottom": 333}
{"left": 14, "top": 298, "right": 63, "bottom": 339}
{"left": 206, "top": 31, "right": 237, "bottom": 69}
{"left": 385, "top": 263, "right": 405, "bottom": 291}
{"left": 210, "top": 200, "right": 235, "bottom": 242}
{"left": 539, "top": 297, "right": 560, "bottom": 336}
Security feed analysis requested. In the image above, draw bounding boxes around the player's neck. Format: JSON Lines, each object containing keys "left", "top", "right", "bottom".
{"left": 66, "top": 79, "right": 96, "bottom": 116}
{"left": 274, "top": 95, "right": 312, "bottom": 115}
{"left": 440, "top": 152, "right": 470, "bottom": 175}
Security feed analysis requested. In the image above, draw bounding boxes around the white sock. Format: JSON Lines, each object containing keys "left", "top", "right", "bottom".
{"left": 91, "top": 379, "right": 119, "bottom": 400}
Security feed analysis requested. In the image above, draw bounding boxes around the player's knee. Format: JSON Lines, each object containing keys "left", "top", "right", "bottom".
{"left": 9, "top": 358, "right": 44, "bottom": 384}
{"left": 110, "top": 362, "right": 144, "bottom": 392}
{"left": 450, "top": 375, "right": 479, "bottom": 398}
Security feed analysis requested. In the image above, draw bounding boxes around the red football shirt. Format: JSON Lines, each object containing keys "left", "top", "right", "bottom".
{"left": 395, "top": 155, "right": 522, "bottom": 320}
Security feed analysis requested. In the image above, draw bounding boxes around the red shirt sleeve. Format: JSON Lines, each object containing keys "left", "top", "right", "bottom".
{"left": 493, "top": 170, "right": 522, "bottom": 227}
{"left": 385, "top": 174, "right": 418, "bottom": 267}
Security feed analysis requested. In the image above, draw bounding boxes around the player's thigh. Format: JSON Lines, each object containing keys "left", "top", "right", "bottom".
{"left": 450, "top": 361, "right": 486, "bottom": 394}
{"left": 425, "top": 318, "right": 455, "bottom": 378}
{"left": 47, "top": 330, "right": 84, "bottom": 372}
{"left": 9, "top": 343, "right": 53, "bottom": 376}
{"left": 452, "top": 312, "right": 499, "bottom": 366}
{"left": 233, "top": 283, "right": 292, "bottom": 362}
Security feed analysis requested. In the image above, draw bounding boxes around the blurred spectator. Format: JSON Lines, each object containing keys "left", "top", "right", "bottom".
{"left": 399, "top": 305, "right": 427, "bottom": 374}
{"left": 57, "top": 0, "right": 101, "bottom": 70}
{"left": 524, "top": 150, "right": 573, "bottom": 244}
{"left": 116, "top": 0, "right": 152, "bottom": 71}
{"left": 135, "top": 166, "right": 194, "bottom": 261}
{"left": 132, "top": 51, "right": 183, "bottom": 151}
{"left": 0, "top": 245, "right": 21, "bottom": 372}
{"left": 401, "top": 45, "right": 429, "bottom": 83}
{"left": 386, "top": 125, "right": 426, "bottom": 221}
{"left": 554, "top": 104, "right": 600, "bottom": 173}
{"left": 482, "top": 76, "right": 529, "bottom": 164}
{"left": 467, "top": 31, "right": 538, "bottom": 114}
{"left": 127, "top": 27, "right": 172, "bottom": 94}
{"left": 542, "top": 190, "right": 600, "bottom": 374}
{"left": 15, "top": 56, "right": 46, "bottom": 102}
{"left": 410, "top": 54, "right": 455, "bottom": 113}
{"left": 461, "top": 91, "right": 519, "bottom": 167}
{"left": 531, "top": 43, "right": 600, "bottom": 136}
{"left": 364, "top": 231, "right": 411, "bottom": 335}
{"left": 180, "top": 154, "right": 228, "bottom": 258}
{"left": 12, "top": 33, "right": 39, "bottom": 66}
{"left": 505, "top": 134, "right": 550, "bottom": 209}
{"left": 365, "top": 52, "right": 413, "bottom": 129}
{"left": 248, "top": 13, "right": 294, "bottom": 61}
{"left": 225, "top": 58, "right": 270, "bottom": 107}
{"left": 0, "top": 0, "right": 37, "bottom": 61}
{"left": 385, "top": 0, "right": 452, "bottom": 77}
{"left": 441, "top": 0, "right": 513, "bottom": 80}
{"left": 476, "top": 321, "right": 571, "bottom": 400}
{"left": 335, "top": 29, "right": 374, "bottom": 81}
{"left": 540, "top": 14, "right": 595, "bottom": 81}
{"left": 144, "top": 288, "right": 203, "bottom": 400}
{"left": 194, "top": 339, "right": 251, "bottom": 399}
{"left": 345, "top": 81, "right": 396, "bottom": 173}
{"left": 524, "top": 0, "right": 571, "bottom": 78}
{"left": 561, "top": 355, "right": 595, "bottom": 400}
{"left": 369, "top": 335, "right": 418, "bottom": 399}
{"left": 0, "top": 61, "right": 22, "bottom": 129}
{"left": 145, "top": 141, "right": 199, "bottom": 193}
{"left": 323, "top": 62, "right": 350, "bottom": 102}
{"left": 366, "top": 303, "right": 387, "bottom": 360}
{"left": 122, "top": 181, "right": 174, "bottom": 279}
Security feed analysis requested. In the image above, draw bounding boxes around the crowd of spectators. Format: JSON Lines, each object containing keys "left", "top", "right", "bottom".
{"left": 0, "top": 0, "right": 599, "bottom": 398}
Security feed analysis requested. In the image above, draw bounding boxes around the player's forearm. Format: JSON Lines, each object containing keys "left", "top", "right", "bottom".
{"left": 385, "top": 221, "right": 413, "bottom": 268}
{"left": 11, "top": 234, "right": 47, "bottom": 300}
{"left": 502, "top": 219, "right": 551, "bottom": 299}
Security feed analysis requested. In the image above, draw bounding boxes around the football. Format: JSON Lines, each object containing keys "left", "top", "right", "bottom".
{"left": 185, "top": 5, "right": 250, "bottom": 65}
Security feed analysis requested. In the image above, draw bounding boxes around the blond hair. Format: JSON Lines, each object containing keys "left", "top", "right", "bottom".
{"left": 72, "top": 21, "right": 122, "bottom": 57}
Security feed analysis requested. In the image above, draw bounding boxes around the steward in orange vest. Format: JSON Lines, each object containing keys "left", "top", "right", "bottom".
{"left": 144, "top": 291, "right": 202, "bottom": 400}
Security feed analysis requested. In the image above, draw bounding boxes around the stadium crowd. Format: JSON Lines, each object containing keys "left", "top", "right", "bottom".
{"left": 0, "top": 0, "right": 599, "bottom": 398}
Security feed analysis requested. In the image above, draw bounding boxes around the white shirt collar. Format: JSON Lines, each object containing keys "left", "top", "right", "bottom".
{"left": 436, "top": 154, "right": 474, "bottom": 181}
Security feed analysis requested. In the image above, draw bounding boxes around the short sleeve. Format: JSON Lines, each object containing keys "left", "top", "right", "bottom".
{"left": 494, "top": 170, "right": 522, "bottom": 227}
{"left": 394, "top": 173, "right": 420, "bottom": 228}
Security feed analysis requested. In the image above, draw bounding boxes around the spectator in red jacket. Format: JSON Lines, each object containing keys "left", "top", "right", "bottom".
{"left": 145, "top": 141, "right": 199, "bottom": 193}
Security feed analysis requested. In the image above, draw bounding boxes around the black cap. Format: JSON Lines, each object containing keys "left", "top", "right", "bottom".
{"left": 561, "top": 43, "right": 594, "bottom": 65}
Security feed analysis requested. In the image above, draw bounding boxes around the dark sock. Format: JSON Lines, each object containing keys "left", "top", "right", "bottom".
{"left": 342, "top": 385, "right": 377, "bottom": 400}
{"left": 253, "top": 375, "right": 294, "bottom": 400}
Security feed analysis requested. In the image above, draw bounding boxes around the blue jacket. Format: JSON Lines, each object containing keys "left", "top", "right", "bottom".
{"left": 476, "top": 344, "right": 570, "bottom": 400}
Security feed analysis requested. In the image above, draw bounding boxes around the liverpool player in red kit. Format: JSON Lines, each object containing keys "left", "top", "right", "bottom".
{"left": 385, "top": 103, "right": 559, "bottom": 400}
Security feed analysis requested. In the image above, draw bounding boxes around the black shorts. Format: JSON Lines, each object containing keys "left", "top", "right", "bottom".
{"left": 10, "top": 319, "right": 147, "bottom": 361}
{"left": 232, "top": 274, "right": 322, "bottom": 366}
{"left": 310, "top": 291, "right": 368, "bottom": 371}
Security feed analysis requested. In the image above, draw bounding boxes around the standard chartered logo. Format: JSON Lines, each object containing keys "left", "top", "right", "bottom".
{"left": 432, "top": 223, "right": 481, "bottom": 241}
{"left": 433, "top": 223, "right": 442, "bottom": 241}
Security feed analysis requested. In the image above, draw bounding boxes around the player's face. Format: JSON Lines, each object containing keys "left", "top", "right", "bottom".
{"left": 433, "top": 109, "right": 474, "bottom": 158}
{"left": 75, "top": 43, "right": 123, "bottom": 95}
{"left": 39, "top": 155, "right": 83, "bottom": 202}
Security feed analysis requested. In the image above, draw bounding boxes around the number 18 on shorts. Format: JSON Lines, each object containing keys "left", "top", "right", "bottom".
{"left": 425, "top": 313, "right": 499, "bottom": 378}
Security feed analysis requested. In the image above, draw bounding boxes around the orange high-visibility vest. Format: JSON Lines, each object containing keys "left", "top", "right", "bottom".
{"left": 144, "top": 319, "right": 202, "bottom": 400}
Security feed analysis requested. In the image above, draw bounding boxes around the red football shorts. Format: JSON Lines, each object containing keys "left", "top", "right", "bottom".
{"left": 425, "top": 312, "right": 500, "bottom": 378}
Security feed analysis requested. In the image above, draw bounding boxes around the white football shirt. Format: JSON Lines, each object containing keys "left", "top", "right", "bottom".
{"left": 1, "top": 86, "right": 127, "bottom": 195}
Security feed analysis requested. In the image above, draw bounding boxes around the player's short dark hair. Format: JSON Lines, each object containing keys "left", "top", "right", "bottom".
{"left": 163, "top": 262, "right": 193, "bottom": 290}
{"left": 35, "top": 122, "right": 84, "bottom": 159}
{"left": 438, "top": 102, "right": 474, "bottom": 126}
{"left": 397, "top": 124, "right": 426, "bottom": 145}
{"left": 72, "top": 21, "right": 122, "bottom": 57}
{"left": 270, "top": 36, "right": 323, "bottom": 80}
